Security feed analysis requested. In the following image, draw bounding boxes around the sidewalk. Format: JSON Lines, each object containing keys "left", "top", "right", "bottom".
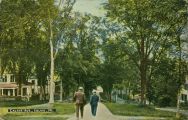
{"left": 67, "top": 103, "right": 166, "bottom": 120}
{"left": 67, "top": 102, "right": 115, "bottom": 120}
{"left": 0, "top": 117, "right": 4, "bottom": 120}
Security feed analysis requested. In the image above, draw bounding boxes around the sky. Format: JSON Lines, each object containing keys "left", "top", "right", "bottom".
{"left": 0, "top": 0, "right": 107, "bottom": 16}
{"left": 72, "top": 0, "right": 108, "bottom": 62}
{"left": 73, "top": 0, "right": 108, "bottom": 17}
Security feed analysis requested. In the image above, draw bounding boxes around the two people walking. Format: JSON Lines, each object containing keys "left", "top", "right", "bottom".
{"left": 73, "top": 87, "right": 99, "bottom": 120}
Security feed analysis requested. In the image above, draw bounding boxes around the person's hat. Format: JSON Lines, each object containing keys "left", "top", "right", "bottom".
{"left": 78, "top": 86, "right": 83, "bottom": 90}
{"left": 92, "top": 89, "right": 96, "bottom": 93}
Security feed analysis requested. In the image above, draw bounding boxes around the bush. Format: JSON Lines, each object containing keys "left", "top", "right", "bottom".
{"left": 30, "top": 94, "right": 40, "bottom": 101}
{"left": 157, "top": 95, "right": 172, "bottom": 107}
{"left": 0, "top": 100, "right": 47, "bottom": 107}
{"left": 180, "top": 102, "right": 188, "bottom": 110}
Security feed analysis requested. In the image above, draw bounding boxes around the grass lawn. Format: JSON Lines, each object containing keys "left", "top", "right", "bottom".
{"left": 0, "top": 102, "right": 75, "bottom": 120}
{"left": 105, "top": 103, "right": 175, "bottom": 118}
{"left": 2, "top": 116, "right": 67, "bottom": 120}
{"left": 53, "top": 102, "right": 75, "bottom": 115}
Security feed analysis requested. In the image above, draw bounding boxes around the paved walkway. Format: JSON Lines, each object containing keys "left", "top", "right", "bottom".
{"left": 0, "top": 118, "right": 4, "bottom": 120}
{"left": 67, "top": 103, "right": 165, "bottom": 120}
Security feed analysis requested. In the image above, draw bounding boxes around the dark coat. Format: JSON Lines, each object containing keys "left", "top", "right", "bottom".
{"left": 90, "top": 94, "right": 99, "bottom": 105}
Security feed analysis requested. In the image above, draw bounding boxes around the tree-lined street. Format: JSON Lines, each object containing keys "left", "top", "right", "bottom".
{"left": 0, "top": 0, "right": 188, "bottom": 119}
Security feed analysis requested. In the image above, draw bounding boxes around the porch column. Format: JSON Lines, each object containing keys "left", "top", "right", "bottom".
{"left": 2, "top": 89, "right": 3, "bottom": 96}
{"left": 8, "top": 90, "right": 10, "bottom": 96}
{"left": 13, "top": 88, "right": 15, "bottom": 96}
{"left": 21, "top": 88, "right": 23, "bottom": 97}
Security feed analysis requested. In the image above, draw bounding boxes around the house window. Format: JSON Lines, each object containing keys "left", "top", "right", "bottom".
{"left": 32, "top": 89, "right": 34, "bottom": 94}
{"left": 15, "top": 89, "right": 17, "bottom": 96}
{"left": 181, "top": 94, "right": 187, "bottom": 102}
{"left": 0, "top": 76, "right": 3, "bottom": 82}
{"left": 10, "top": 75, "right": 15, "bottom": 82}
{"left": 185, "top": 84, "right": 188, "bottom": 90}
{"left": 2, "top": 75, "right": 7, "bottom": 82}
{"left": 8, "top": 89, "right": 13, "bottom": 96}
{"left": 3, "top": 89, "right": 8, "bottom": 96}
{"left": 32, "top": 80, "right": 35, "bottom": 84}
{"left": 23, "top": 88, "right": 27, "bottom": 96}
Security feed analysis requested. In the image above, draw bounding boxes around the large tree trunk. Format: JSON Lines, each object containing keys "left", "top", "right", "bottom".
{"left": 49, "top": 39, "right": 55, "bottom": 103}
{"left": 140, "top": 39, "right": 147, "bottom": 105}
{"left": 176, "top": 91, "right": 181, "bottom": 119}
{"left": 48, "top": 9, "right": 55, "bottom": 103}
{"left": 17, "top": 73, "right": 21, "bottom": 95}
{"left": 176, "top": 34, "right": 182, "bottom": 118}
{"left": 0, "top": 58, "right": 7, "bottom": 75}
{"left": 140, "top": 64, "right": 147, "bottom": 105}
{"left": 16, "top": 73, "right": 22, "bottom": 100}
{"left": 43, "top": 84, "right": 46, "bottom": 101}
{"left": 59, "top": 80, "right": 63, "bottom": 102}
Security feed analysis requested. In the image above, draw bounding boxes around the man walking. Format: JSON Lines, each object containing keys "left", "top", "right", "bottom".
{"left": 73, "top": 87, "right": 86, "bottom": 120}
{"left": 90, "top": 89, "right": 99, "bottom": 117}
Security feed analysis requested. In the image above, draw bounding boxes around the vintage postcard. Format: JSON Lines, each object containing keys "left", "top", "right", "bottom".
{"left": 0, "top": 0, "right": 188, "bottom": 120}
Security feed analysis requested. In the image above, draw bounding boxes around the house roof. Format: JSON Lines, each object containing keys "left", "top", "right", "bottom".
{"left": 0, "top": 82, "right": 34, "bottom": 89}
{"left": 0, "top": 83, "right": 18, "bottom": 88}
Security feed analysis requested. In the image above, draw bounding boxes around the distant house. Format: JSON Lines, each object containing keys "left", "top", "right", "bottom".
{"left": 0, "top": 73, "right": 47, "bottom": 101}
{"left": 180, "top": 75, "right": 188, "bottom": 103}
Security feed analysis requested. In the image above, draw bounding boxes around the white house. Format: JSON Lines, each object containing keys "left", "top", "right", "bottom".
{"left": 0, "top": 73, "right": 45, "bottom": 101}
